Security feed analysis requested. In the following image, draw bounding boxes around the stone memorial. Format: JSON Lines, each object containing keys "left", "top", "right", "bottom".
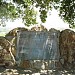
{"left": 16, "top": 28, "right": 60, "bottom": 69}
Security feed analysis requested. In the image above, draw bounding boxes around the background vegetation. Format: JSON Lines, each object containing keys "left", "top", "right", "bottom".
{"left": 0, "top": 0, "right": 75, "bottom": 28}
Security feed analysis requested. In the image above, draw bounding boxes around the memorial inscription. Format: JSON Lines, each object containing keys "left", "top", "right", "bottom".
{"left": 17, "top": 30, "right": 60, "bottom": 61}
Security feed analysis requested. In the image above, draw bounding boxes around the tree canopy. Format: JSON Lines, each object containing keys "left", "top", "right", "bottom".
{"left": 0, "top": 0, "right": 75, "bottom": 28}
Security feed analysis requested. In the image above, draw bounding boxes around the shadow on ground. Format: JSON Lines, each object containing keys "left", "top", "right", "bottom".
{"left": 0, "top": 66, "right": 75, "bottom": 75}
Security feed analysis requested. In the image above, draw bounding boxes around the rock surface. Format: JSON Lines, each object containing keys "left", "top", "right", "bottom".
{"left": 31, "top": 25, "right": 47, "bottom": 31}
{"left": 1, "top": 27, "right": 75, "bottom": 70}
{"left": 0, "top": 36, "right": 14, "bottom": 67}
{"left": 59, "top": 29, "right": 75, "bottom": 68}
{"left": 5, "top": 27, "right": 28, "bottom": 57}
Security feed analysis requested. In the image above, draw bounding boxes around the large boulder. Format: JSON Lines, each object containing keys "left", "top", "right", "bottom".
{"left": 31, "top": 25, "right": 47, "bottom": 31}
{"left": 5, "top": 27, "right": 29, "bottom": 67}
{"left": 5, "top": 27, "right": 28, "bottom": 37}
{"left": 0, "top": 36, "right": 14, "bottom": 67}
{"left": 0, "top": 37, "right": 10, "bottom": 52}
{"left": 5, "top": 27, "right": 28, "bottom": 57}
{"left": 59, "top": 29, "right": 75, "bottom": 69}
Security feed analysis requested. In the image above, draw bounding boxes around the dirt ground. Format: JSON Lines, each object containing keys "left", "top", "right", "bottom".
{"left": 0, "top": 66, "right": 75, "bottom": 75}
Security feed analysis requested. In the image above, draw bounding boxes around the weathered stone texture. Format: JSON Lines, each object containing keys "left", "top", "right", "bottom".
{"left": 5, "top": 27, "right": 28, "bottom": 57}
{"left": 2, "top": 27, "right": 75, "bottom": 70}
{"left": 0, "top": 37, "right": 14, "bottom": 66}
{"left": 59, "top": 29, "right": 75, "bottom": 68}
{"left": 31, "top": 25, "right": 47, "bottom": 31}
{"left": 19, "top": 60, "right": 31, "bottom": 68}
{"left": 5, "top": 27, "right": 28, "bottom": 37}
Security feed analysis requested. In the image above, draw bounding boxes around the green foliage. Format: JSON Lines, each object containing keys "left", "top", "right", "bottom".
{"left": 0, "top": 0, "right": 37, "bottom": 26}
{"left": 0, "top": 0, "right": 75, "bottom": 28}
{"left": 59, "top": 0, "right": 75, "bottom": 28}
{"left": 23, "top": 7, "right": 37, "bottom": 26}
